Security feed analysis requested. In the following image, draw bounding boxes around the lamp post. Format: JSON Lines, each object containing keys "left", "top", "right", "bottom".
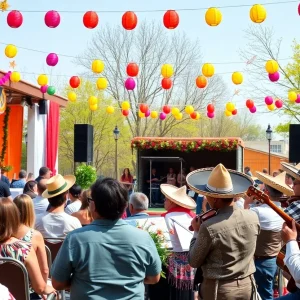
{"left": 113, "top": 125, "right": 120, "bottom": 179}
{"left": 266, "top": 124, "right": 273, "bottom": 175}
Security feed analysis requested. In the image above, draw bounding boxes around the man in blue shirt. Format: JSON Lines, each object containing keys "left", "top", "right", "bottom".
{"left": 11, "top": 170, "right": 27, "bottom": 188}
{"left": 126, "top": 192, "right": 149, "bottom": 227}
{"left": 51, "top": 178, "right": 161, "bottom": 300}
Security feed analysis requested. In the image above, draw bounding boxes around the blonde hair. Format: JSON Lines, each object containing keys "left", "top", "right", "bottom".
{"left": 13, "top": 194, "right": 35, "bottom": 228}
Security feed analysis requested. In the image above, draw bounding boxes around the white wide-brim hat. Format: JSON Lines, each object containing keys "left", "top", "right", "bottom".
{"left": 281, "top": 162, "right": 300, "bottom": 181}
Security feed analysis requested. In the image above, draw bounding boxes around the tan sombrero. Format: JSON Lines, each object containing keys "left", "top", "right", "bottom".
{"left": 281, "top": 162, "right": 300, "bottom": 180}
{"left": 186, "top": 163, "right": 254, "bottom": 198}
{"left": 255, "top": 171, "right": 294, "bottom": 196}
{"left": 160, "top": 185, "right": 196, "bottom": 209}
{"left": 42, "top": 174, "right": 76, "bottom": 198}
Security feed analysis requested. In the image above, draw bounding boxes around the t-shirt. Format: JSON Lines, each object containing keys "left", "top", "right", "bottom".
{"left": 10, "top": 179, "right": 26, "bottom": 189}
{"left": 0, "top": 181, "right": 11, "bottom": 198}
{"left": 35, "top": 211, "right": 82, "bottom": 238}
{"left": 65, "top": 200, "right": 82, "bottom": 215}
{"left": 51, "top": 219, "right": 161, "bottom": 300}
{"left": 33, "top": 195, "right": 49, "bottom": 215}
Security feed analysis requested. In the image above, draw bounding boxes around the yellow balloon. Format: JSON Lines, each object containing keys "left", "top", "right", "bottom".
{"left": 171, "top": 107, "right": 180, "bottom": 116}
{"left": 139, "top": 111, "right": 145, "bottom": 118}
{"left": 288, "top": 91, "right": 297, "bottom": 102}
{"left": 88, "top": 96, "right": 98, "bottom": 106}
{"left": 196, "top": 112, "right": 200, "bottom": 120}
{"left": 175, "top": 113, "right": 183, "bottom": 120}
{"left": 226, "top": 102, "right": 235, "bottom": 112}
{"left": 225, "top": 110, "right": 232, "bottom": 117}
{"left": 67, "top": 91, "right": 77, "bottom": 102}
{"left": 90, "top": 104, "right": 98, "bottom": 111}
{"left": 265, "top": 60, "right": 279, "bottom": 74}
{"left": 205, "top": 7, "right": 222, "bottom": 26}
{"left": 106, "top": 106, "right": 115, "bottom": 114}
{"left": 10, "top": 71, "right": 21, "bottom": 83}
{"left": 250, "top": 4, "right": 267, "bottom": 23}
{"left": 267, "top": 103, "right": 275, "bottom": 111}
{"left": 202, "top": 63, "right": 215, "bottom": 78}
{"left": 92, "top": 60, "right": 105, "bottom": 73}
{"left": 96, "top": 77, "right": 108, "bottom": 90}
{"left": 121, "top": 101, "right": 130, "bottom": 110}
{"left": 150, "top": 111, "right": 158, "bottom": 119}
{"left": 232, "top": 72, "right": 243, "bottom": 85}
{"left": 161, "top": 64, "right": 174, "bottom": 78}
{"left": 185, "top": 105, "right": 194, "bottom": 114}
{"left": 5, "top": 44, "right": 17, "bottom": 58}
{"left": 37, "top": 74, "right": 48, "bottom": 86}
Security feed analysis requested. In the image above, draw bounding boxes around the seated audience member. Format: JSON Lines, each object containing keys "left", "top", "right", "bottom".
{"left": 177, "top": 168, "right": 187, "bottom": 187}
{"left": 0, "top": 179, "right": 12, "bottom": 199}
{"left": 33, "top": 179, "right": 49, "bottom": 215}
{"left": 244, "top": 166, "right": 252, "bottom": 177}
{"left": 72, "top": 190, "right": 93, "bottom": 226}
{"left": 65, "top": 184, "right": 82, "bottom": 215}
{"left": 35, "top": 167, "right": 51, "bottom": 183}
{"left": 10, "top": 170, "right": 27, "bottom": 189}
{"left": 0, "top": 198, "right": 56, "bottom": 297}
{"left": 0, "top": 168, "right": 10, "bottom": 186}
{"left": 51, "top": 178, "right": 161, "bottom": 299}
{"left": 13, "top": 194, "right": 49, "bottom": 282}
{"left": 262, "top": 168, "right": 268, "bottom": 174}
{"left": 126, "top": 192, "right": 149, "bottom": 226}
{"left": 23, "top": 180, "right": 38, "bottom": 199}
{"left": 26, "top": 172, "right": 34, "bottom": 182}
{"left": 35, "top": 174, "right": 81, "bottom": 238}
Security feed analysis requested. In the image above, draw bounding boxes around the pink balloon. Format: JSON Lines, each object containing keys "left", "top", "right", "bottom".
{"left": 45, "top": 10, "right": 61, "bottom": 28}
{"left": 124, "top": 78, "right": 136, "bottom": 90}
{"left": 207, "top": 112, "right": 214, "bottom": 118}
{"left": 264, "top": 96, "right": 273, "bottom": 105}
{"left": 46, "top": 53, "right": 59, "bottom": 67}
{"left": 159, "top": 112, "right": 166, "bottom": 120}
{"left": 269, "top": 72, "right": 280, "bottom": 82}
{"left": 249, "top": 106, "right": 257, "bottom": 113}
{"left": 145, "top": 109, "right": 151, "bottom": 117}
{"left": 40, "top": 85, "right": 48, "bottom": 93}
{"left": 296, "top": 94, "right": 300, "bottom": 104}
{"left": 275, "top": 99, "right": 283, "bottom": 108}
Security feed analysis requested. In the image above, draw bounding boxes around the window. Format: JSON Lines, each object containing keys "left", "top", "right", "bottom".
{"left": 270, "top": 144, "right": 282, "bottom": 153}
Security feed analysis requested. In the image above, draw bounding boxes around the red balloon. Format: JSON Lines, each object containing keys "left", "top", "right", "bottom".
{"left": 161, "top": 78, "right": 172, "bottom": 90}
{"left": 122, "top": 109, "right": 130, "bottom": 116}
{"left": 83, "top": 11, "right": 99, "bottom": 29}
{"left": 190, "top": 111, "right": 197, "bottom": 119}
{"left": 122, "top": 11, "right": 138, "bottom": 30}
{"left": 69, "top": 76, "right": 80, "bottom": 89}
{"left": 206, "top": 103, "right": 215, "bottom": 113}
{"left": 139, "top": 104, "right": 149, "bottom": 113}
{"left": 126, "top": 63, "right": 139, "bottom": 77}
{"left": 275, "top": 100, "right": 283, "bottom": 108}
{"left": 246, "top": 99, "right": 254, "bottom": 109}
{"left": 7, "top": 10, "right": 23, "bottom": 28}
{"left": 45, "top": 10, "right": 61, "bottom": 28}
{"left": 163, "top": 105, "right": 171, "bottom": 114}
{"left": 163, "top": 10, "right": 179, "bottom": 29}
{"left": 298, "top": 3, "right": 300, "bottom": 15}
{"left": 232, "top": 109, "right": 238, "bottom": 115}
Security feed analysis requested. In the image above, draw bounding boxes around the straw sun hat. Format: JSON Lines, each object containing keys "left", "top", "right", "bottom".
{"left": 280, "top": 162, "right": 300, "bottom": 181}
{"left": 186, "top": 163, "right": 253, "bottom": 198}
{"left": 160, "top": 185, "right": 196, "bottom": 210}
{"left": 42, "top": 174, "right": 76, "bottom": 198}
{"left": 255, "top": 170, "right": 294, "bottom": 196}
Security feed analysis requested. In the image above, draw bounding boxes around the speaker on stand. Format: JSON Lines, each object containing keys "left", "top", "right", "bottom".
{"left": 74, "top": 124, "right": 94, "bottom": 163}
{"left": 289, "top": 124, "right": 300, "bottom": 163}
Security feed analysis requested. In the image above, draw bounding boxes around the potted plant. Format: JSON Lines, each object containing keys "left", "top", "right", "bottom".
{"left": 75, "top": 164, "right": 97, "bottom": 189}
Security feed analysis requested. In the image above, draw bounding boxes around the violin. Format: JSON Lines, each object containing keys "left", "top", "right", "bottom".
{"left": 189, "top": 209, "right": 218, "bottom": 231}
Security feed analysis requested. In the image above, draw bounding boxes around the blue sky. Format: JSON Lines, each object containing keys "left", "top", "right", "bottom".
{"left": 0, "top": 0, "right": 299, "bottom": 134}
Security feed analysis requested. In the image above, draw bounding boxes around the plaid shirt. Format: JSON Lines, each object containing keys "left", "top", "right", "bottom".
{"left": 284, "top": 200, "right": 300, "bottom": 224}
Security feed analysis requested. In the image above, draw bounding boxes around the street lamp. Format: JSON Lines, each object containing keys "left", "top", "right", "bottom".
{"left": 113, "top": 125, "right": 120, "bottom": 179}
{"left": 266, "top": 124, "right": 273, "bottom": 175}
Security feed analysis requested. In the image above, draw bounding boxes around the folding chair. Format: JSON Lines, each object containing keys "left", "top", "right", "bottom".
{"left": 45, "top": 244, "right": 52, "bottom": 269}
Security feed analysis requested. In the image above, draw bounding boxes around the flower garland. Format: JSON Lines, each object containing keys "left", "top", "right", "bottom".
{"left": 131, "top": 139, "right": 239, "bottom": 152}
{"left": 0, "top": 106, "right": 12, "bottom": 172}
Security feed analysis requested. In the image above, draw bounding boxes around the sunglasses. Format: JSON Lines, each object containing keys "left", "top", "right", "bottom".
{"left": 87, "top": 197, "right": 94, "bottom": 204}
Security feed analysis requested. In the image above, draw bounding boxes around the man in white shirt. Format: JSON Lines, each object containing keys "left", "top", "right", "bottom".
{"left": 33, "top": 179, "right": 49, "bottom": 215}
{"left": 65, "top": 184, "right": 82, "bottom": 215}
{"left": 35, "top": 174, "right": 81, "bottom": 239}
{"left": 278, "top": 220, "right": 300, "bottom": 299}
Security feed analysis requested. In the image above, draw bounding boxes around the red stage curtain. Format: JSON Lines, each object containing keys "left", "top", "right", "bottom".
{"left": 46, "top": 101, "right": 60, "bottom": 176}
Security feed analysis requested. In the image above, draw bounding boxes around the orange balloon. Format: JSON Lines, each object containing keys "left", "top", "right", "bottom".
{"left": 196, "top": 75, "right": 207, "bottom": 88}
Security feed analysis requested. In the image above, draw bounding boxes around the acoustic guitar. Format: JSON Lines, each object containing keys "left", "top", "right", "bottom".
{"left": 247, "top": 186, "right": 300, "bottom": 293}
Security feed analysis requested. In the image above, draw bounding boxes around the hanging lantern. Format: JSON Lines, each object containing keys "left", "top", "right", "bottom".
{"left": 88, "top": 96, "right": 98, "bottom": 106}
{"left": 246, "top": 99, "right": 254, "bottom": 109}
{"left": 225, "top": 110, "right": 232, "bottom": 117}
{"left": 161, "top": 78, "right": 172, "bottom": 90}
{"left": 47, "top": 86, "right": 56, "bottom": 96}
{"left": 90, "top": 104, "right": 98, "bottom": 111}
{"left": 161, "top": 64, "right": 174, "bottom": 78}
{"left": 126, "top": 63, "right": 139, "bottom": 77}
{"left": 296, "top": 95, "right": 300, "bottom": 104}
{"left": 122, "top": 109, "right": 130, "bottom": 116}
{"left": 298, "top": 3, "right": 300, "bottom": 15}
{"left": 7, "top": 10, "right": 23, "bottom": 28}
{"left": 96, "top": 77, "right": 108, "bottom": 90}
{"left": 138, "top": 111, "right": 145, "bottom": 118}
{"left": 226, "top": 102, "right": 235, "bottom": 112}
{"left": 232, "top": 72, "right": 243, "bottom": 85}
{"left": 250, "top": 4, "right": 267, "bottom": 23}
{"left": 5, "top": 44, "right": 17, "bottom": 58}
{"left": 83, "top": 11, "right": 99, "bottom": 29}
{"left": 249, "top": 106, "right": 257, "bottom": 113}
{"left": 207, "top": 112, "right": 215, "bottom": 119}
{"left": 145, "top": 110, "right": 151, "bottom": 118}
{"left": 159, "top": 112, "right": 167, "bottom": 120}
{"left": 163, "top": 10, "right": 179, "bottom": 29}
{"left": 171, "top": 107, "right": 180, "bottom": 116}
{"left": 67, "top": 91, "right": 77, "bottom": 102}
{"left": 162, "top": 105, "right": 171, "bottom": 114}
{"left": 45, "top": 10, "right": 61, "bottom": 28}
{"left": 207, "top": 104, "right": 215, "bottom": 113}
{"left": 125, "top": 78, "right": 136, "bottom": 90}
{"left": 269, "top": 72, "right": 280, "bottom": 82}
{"left": 275, "top": 99, "right": 283, "bottom": 108}
{"left": 175, "top": 113, "right": 183, "bottom": 120}
{"left": 205, "top": 7, "right": 222, "bottom": 26}
{"left": 40, "top": 85, "right": 48, "bottom": 94}
{"left": 202, "top": 63, "right": 215, "bottom": 78}
{"left": 265, "top": 96, "right": 273, "bottom": 105}
{"left": 139, "top": 104, "right": 149, "bottom": 113}
{"left": 265, "top": 60, "right": 279, "bottom": 74}
{"left": 122, "top": 11, "right": 138, "bottom": 30}
{"left": 69, "top": 76, "right": 80, "bottom": 89}
{"left": 46, "top": 53, "right": 59, "bottom": 67}
{"left": 151, "top": 111, "right": 158, "bottom": 119}
{"left": 92, "top": 60, "right": 105, "bottom": 73}
{"left": 196, "top": 75, "right": 207, "bottom": 88}
{"left": 232, "top": 109, "right": 238, "bottom": 116}
{"left": 121, "top": 101, "right": 130, "bottom": 110}
{"left": 10, "top": 71, "right": 21, "bottom": 83}
{"left": 190, "top": 111, "right": 198, "bottom": 120}
{"left": 288, "top": 91, "right": 297, "bottom": 102}
{"left": 106, "top": 106, "right": 115, "bottom": 114}
{"left": 185, "top": 105, "right": 194, "bottom": 114}
{"left": 37, "top": 74, "right": 48, "bottom": 86}
{"left": 267, "top": 103, "right": 275, "bottom": 111}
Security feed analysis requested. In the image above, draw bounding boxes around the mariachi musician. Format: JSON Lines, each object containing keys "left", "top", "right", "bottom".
{"left": 186, "top": 164, "right": 260, "bottom": 300}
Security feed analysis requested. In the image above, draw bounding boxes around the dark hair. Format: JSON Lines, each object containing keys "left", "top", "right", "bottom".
{"left": 19, "top": 170, "right": 27, "bottom": 179}
{"left": 265, "top": 185, "right": 283, "bottom": 198}
{"left": 222, "top": 198, "right": 234, "bottom": 204}
{"left": 37, "top": 180, "right": 47, "bottom": 194}
{"left": 48, "top": 192, "right": 67, "bottom": 208}
{"left": 39, "top": 167, "right": 50, "bottom": 177}
{"left": 121, "top": 168, "right": 132, "bottom": 181}
{"left": 91, "top": 178, "right": 128, "bottom": 220}
{"left": 69, "top": 184, "right": 82, "bottom": 198}
{"left": 245, "top": 166, "right": 250, "bottom": 172}
{"left": 23, "top": 180, "right": 37, "bottom": 194}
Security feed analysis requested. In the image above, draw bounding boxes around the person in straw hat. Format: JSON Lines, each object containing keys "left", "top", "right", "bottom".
{"left": 35, "top": 174, "right": 82, "bottom": 239}
{"left": 186, "top": 163, "right": 260, "bottom": 300}
{"left": 245, "top": 170, "right": 294, "bottom": 300}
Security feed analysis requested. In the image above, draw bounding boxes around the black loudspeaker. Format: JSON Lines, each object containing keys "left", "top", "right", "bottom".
{"left": 289, "top": 124, "right": 300, "bottom": 163}
{"left": 38, "top": 100, "right": 47, "bottom": 115}
{"left": 74, "top": 124, "right": 94, "bottom": 163}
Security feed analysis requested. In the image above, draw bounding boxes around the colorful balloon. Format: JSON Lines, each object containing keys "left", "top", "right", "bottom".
{"left": 226, "top": 102, "right": 235, "bottom": 112}
{"left": 171, "top": 107, "right": 180, "bottom": 116}
{"left": 88, "top": 96, "right": 98, "bottom": 106}
{"left": 161, "top": 64, "right": 174, "bottom": 78}
{"left": 175, "top": 113, "right": 183, "bottom": 120}
{"left": 265, "top": 96, "right": 273, "bottom": 105}
{"left": 190, "top": 111, "right": 197, "bottom": 119}
{"left": 138, "top": 111, "right": 145, "bottom": 118}
{"left": 122, "top": 11, "right": 138, "bottom": 30}
{"left": 163, "top": 105, "right": 171, "bottom": 114}
{"left": 151, "top": 111, "right": 158, "bottom": 119}
{"left": 122, "top": 109, "right": 130, "bottom": 116}
{"left": 161, "top": 78, "right": 172, "bottom": 90}
{"left": 185, "top": 105, "right": 194, "bottom": 114}
{"left": 196, "top": 75, "right": 207, "bottom": 88}
{"left": 83, "top": 11, "right": 99, "bottom": 29}
{"left": 269, "top": 72, "right": 280, "bottom": 82}
{"left": 139, "top": 104, "right": 149, "bottom": 113}
{"left": 125, "top": 78, "right": 136, "bottom": 90}
{"left": 296, "top": 95, "right": 300, "bottom": 104}
{"left": 202, "top": 63, "right": 215, "bottom": 77}
{"left": 96, "top": 78, "right": 108, "bottom": 90}
{"left": 90, "top": 104, "right": 98, "bottom": 111}
{"left": 225, "top": 110, "right": 232, "bottom": 117}
{"left": 45, "top": 10, "right": 61, "bottom": 28}
{"left": 106, "top": 106, "right": 114, "bottom": 114}
{"left": 207, "top": 104, "right": 215, "bottom": 113}
{"left": 159, "top": 112, "right": 167, "bottom": 120}
{"left": 7, "top": 10, "right": 23, "bottom": 28}
{"left": 250, "top": 4, "right": 267, "bottom": 23}
{"left": 145, "top": 110, "right": 151, "bottom": 117}
{"left": 10, "top": 71, "right": 21, "bottom": 83}
{"left": 5, "top": 44, "right": 17, "bottom": 58}
{"left": 121, "top": 101, "right": 130, "bottom": 110}
{"left": 265, "top": 60, "right": 279, "bottom": 74}
{"left": 37, "top": 74, "right": 48, "bottom": 86}
{"left": 288, "top": 91, "right": 297, "bottom": 102}
{"left": 46, "top": 53, "right": 59, "bottom": 67}
{"left": 207, "top": 112, "right": 215, "bottom": 119}
{"left": 249, "top": 106, "right": 257, "bottom": 113}
{"left": 205, "top": 7, "right": 222, "bottom": 26}
{"left": 246, "top": 99, "right": 254, "bottom": 109}
{"left": 163, "top": 10, "right": 179, "bottom": 29}
{"left": 47, "top": 86, "right": 56, "bottom": 95}
{"left": 232, "top": 109, "right": 238, "bottom": 115}
{"left": 67, "top": 91, "right": 77, "bottom": 102}
{"left": 126, "top": 63, "right": 139, "bottom": 77}
{"left": 267, "top": 103, "right": 275, "bottom": 111}
{"left": 92, "top": 60, "right": 105, "bottom": 73}
{"left": 232, "top": 72, "right": 243, "bottom": 85}
{"left": 40, "top": 85, "right": 48, "bottom": 94}
{"left": 275, "top": 99, "right": 283, "bottom": 108}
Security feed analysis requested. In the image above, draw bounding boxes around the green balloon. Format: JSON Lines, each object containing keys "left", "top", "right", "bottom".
{"left": 47, "top": 86, "right": 56, "bottom": 95}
